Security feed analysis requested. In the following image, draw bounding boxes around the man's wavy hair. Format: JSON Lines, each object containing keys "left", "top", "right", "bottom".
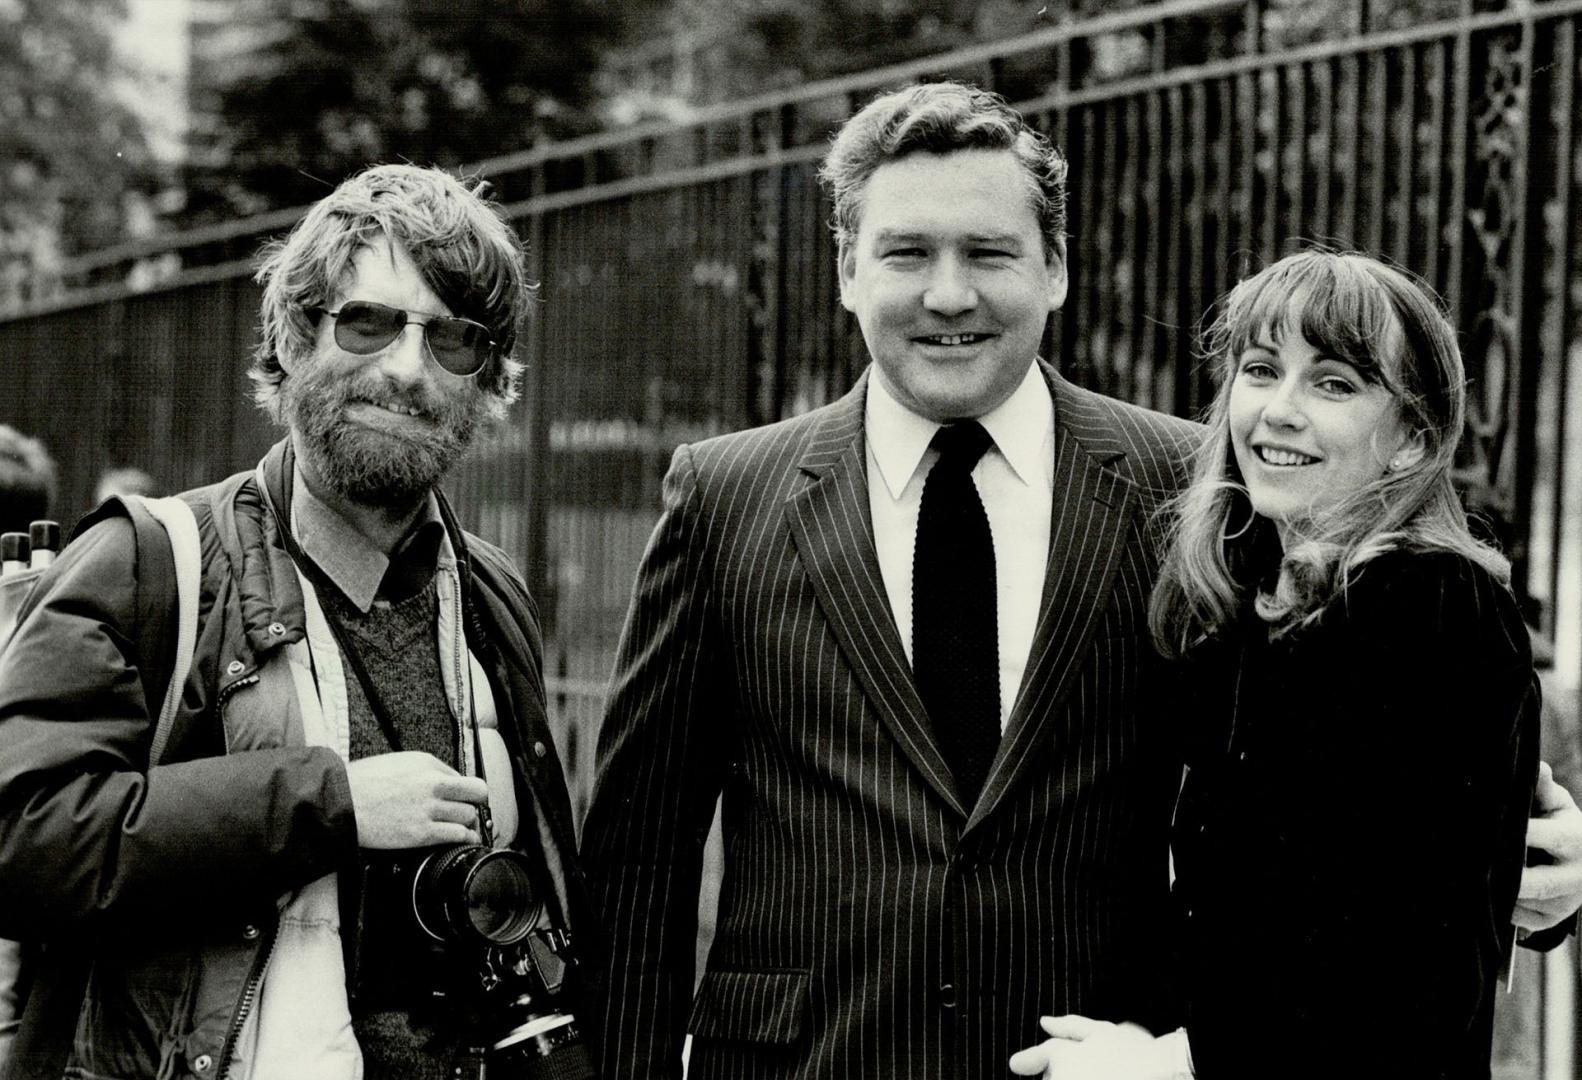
{"left": 818, "top": 81, "right": 1068, "bottom": 260}
{"left": 1149, "top": 249, "right": 1508, "bottom": 656}
{"left": 250, "top": 164, "right": 532, "bottom": 424}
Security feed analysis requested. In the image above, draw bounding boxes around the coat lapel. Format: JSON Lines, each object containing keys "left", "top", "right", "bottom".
{"left": 785, "top": 374, "right": 966, "bottom": 818}
{"left": 968, "top": 366, "right": 1139, "bottom": 831}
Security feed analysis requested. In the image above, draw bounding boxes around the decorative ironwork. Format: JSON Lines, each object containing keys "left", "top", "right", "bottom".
{"left": 1456, "top": 27, "right": 1527, "bottom": 552}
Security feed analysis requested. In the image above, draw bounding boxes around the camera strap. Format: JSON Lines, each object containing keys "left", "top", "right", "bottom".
{"left": 269, "top": 510, "right": 413, "bottom": 759}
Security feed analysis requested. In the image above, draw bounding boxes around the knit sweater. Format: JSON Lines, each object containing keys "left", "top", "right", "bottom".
{"left": 320, "top": 579, "right": 464, "bottom": 1080}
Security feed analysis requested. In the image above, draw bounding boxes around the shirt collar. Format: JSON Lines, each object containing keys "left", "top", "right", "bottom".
{"left": 865, "top": 360, "right": 1052, "bottom": 498}
{"left": 977, "top": 361, "right": 1053, "bottom": 487}
{"left": 866, "top": 368, "right": 941, "bottom": 500}
{"left": 290, "top": 463, "right": 445, "bottom": 613}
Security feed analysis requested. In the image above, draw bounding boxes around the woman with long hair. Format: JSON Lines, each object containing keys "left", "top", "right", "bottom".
{"left": 1012, "top": 249, "right": 1540, "bottom": 1079}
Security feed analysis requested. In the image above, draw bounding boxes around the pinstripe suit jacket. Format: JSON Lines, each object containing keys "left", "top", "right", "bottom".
{"left": 582, "top": 363, "right": 1204, "bottom": 1079}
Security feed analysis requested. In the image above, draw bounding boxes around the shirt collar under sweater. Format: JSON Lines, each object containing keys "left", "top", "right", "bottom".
{"left": 289, "top": 464, "right": 446, "bottom": 614}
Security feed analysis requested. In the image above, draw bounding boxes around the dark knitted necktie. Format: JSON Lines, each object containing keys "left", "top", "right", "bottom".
{"left": 913, "top": 421, "right": 1000, "bottom": 806}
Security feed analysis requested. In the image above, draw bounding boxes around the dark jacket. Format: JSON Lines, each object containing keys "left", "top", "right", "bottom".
{"left": 1172, "top": 549, "right": 1540, "bottom": 1079}
{"left": 582, "top": 366, "right": 1201, "bottom": 1079}
{"left": 0, "top": 441, "right": 585, "bottom": 1080}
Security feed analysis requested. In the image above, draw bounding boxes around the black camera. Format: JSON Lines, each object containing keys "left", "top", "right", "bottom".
{"left": 370, "top": 843, "right": 594, "bottom": 1080}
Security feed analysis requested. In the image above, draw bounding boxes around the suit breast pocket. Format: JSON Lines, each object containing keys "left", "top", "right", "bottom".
{"left": 687, "top": 968, "right": 811, "bottom": 1046}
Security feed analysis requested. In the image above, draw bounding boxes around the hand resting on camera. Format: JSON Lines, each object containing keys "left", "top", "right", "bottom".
{"left": 346, "top": 750, "right": 490, "bottom": 849}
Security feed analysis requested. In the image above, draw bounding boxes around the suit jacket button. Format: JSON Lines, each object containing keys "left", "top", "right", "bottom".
{"left": 938, "top": 983, "right": 957, "bottom": 1009}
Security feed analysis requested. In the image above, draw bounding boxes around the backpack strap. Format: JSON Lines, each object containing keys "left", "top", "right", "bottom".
{"left": 123, "top": 495, "right": 201, "bottom": 769}
{"left": 0, "top": 496, "right": 204, "bottom": 1080}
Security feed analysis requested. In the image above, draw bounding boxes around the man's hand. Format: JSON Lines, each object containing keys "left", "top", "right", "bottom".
{"left": 1009, "top": 1016, "right": 1173, "bottom": 1079}
{"left": 345, "top": 751, "right": 489, "bottom": 849}
{"left": 1517, "top": 760, "right": 1582, "bottom": 932}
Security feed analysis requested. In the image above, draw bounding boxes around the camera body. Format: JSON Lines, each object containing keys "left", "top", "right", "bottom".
{"left": 366, "top": 843, "right": 594, "bottom": 1080}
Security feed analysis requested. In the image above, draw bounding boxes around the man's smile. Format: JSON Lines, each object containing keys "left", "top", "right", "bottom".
{"left": 347, "top": 396, "right": 429, "bottom": 420}
{"left": 912, "top": 332, "right": 996, "bottom": 346}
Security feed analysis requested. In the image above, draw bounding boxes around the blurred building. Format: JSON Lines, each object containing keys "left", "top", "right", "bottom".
{"left": 115, "top": 0, "right": 286, "bottom": 223}
{"left": 112, "top": 0, "right": 193, "bottom": 239}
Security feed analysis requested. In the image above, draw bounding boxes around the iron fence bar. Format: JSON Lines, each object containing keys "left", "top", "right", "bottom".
{"left": 9, "top": 257, "right": 262, "bottom": 320}
{"left": 1290, "top": 62, "right": 1310, "bottom": 249}
{"left": 771, "top": 103, "right": 797, "bottom": 422}
{"left": 1071, "top": 101, "right": 1098, "bottom": 388}
{"left": 1261, "top": 64, "right": 1283, "bottom": 260}
{"left": 1155, "top": 85, "right": 1172, "bottom": 410}
{"left": 1122, "top": 94, "right": 1143, "bottom": 402}
{"left": 1422, "top": 40, "right": 1446, "bottom": 292}
{"left": 523, "top": 200, "right": 550, "bottom": 605}
{"left": 498, "top": 143, "right": 828, "bottom": 219}
{"left": 57, "top": 206, "right": 304, "bottom": 279}
{"left": 1337, "top": 51, "right": 1361, "bottom": 246}
{"left": 1367, "top": 48, "right": 1389, "bottom": 256}
{"left": 1445, "top": 16, "right": 1471, "bottom": 324}
{"left": 1238, "top": 61, "right": 1258, "bottom": 266}
{"left": 1163, "top": 81, "right": 1188, "bottom": 414}
{"left": 1101, "top": 94, "right": 1126, "bottom": 395}
{"left": 1215, "top": 76, "right": 1235, "bottom": 320}
{"left": 1312, "top": 59, "right": 1333, "bottom": 240}
{"left": 1548, "top": 20, "right": 1577, "bottom": 643}
{"left": 1184, "top": 78, "right": 1210, "bottom": 416}
{"left": 1511, "top": 13, "right": 1547, "bottom": 595}
{"left": 1397, "top": 45, "right": 1418, "bottom": 270}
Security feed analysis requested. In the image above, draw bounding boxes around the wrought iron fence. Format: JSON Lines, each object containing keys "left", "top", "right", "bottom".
{"left": 2, "top": 0, "right": 1581, "bottom": 1067}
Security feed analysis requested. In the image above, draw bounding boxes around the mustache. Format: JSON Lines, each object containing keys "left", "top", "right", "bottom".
{"left": 333, "top": 374, "right": 447, "bottom": 418}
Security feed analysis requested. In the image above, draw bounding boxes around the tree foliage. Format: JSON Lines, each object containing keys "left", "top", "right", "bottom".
{"left": 712, "top": 0, "right": 1054, "bottom": 94}
{"left": 183, "top": 0, "right": 663, "bottom": 223}
{"left": 660, "top": 0, "right": 1467, "bottom": 108}
{"left": 0, "top": 0, "right": 151, "bottom": 302}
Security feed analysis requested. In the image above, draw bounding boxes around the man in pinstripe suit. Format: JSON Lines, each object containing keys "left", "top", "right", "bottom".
{"left": 582, "top": 82, "right": 1198, "bottom": 1080}
{"left": 580, "top": 82, "right": 1582, "bottom": 1079}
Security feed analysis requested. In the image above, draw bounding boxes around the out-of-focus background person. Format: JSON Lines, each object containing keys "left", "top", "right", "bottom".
{"left": 92, "top": 466, "right": 159, "bottom": 504}
{"left": 0, "top": 427, "right": 54, "bottom": 534}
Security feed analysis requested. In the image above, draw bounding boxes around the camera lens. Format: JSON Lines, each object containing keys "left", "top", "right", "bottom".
{"left": 491, "top": 1011, "right": 595, "bottom": 1080}
{"left": 466, "top": 851, "right": 539, "bottom": 943}
{"left": 411, "top": 846, "right": 544, "bottom": 947}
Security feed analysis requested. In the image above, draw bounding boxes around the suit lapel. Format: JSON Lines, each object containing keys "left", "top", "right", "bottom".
{"left": 785, "top": 375, "right": 966, "bottom": 818}
{"left": 968, "top": 367, "right": 1138, "bottom": 831}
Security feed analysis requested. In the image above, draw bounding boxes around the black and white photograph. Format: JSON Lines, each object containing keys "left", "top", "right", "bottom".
{"left": 2, "top": 1, "right": 1582, "bottom": 1077}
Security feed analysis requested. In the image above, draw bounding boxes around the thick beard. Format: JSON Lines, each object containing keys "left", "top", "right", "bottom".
{"left": 282, "top": 358, "right": 483, "bottom": 507}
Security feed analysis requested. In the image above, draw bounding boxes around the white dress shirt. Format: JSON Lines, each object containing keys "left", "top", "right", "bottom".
{"left": 865, "top": 362, "right": 1056, "bottom": 731}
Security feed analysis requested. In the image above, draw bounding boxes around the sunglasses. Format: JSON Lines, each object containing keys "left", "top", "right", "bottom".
{"left": 308, "top": 300, "right": 495, "bottom": 377}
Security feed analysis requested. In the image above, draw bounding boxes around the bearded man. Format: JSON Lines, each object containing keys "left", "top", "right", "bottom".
{"left": 0, "top": 165, "right": 589, "bottom": 1080}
